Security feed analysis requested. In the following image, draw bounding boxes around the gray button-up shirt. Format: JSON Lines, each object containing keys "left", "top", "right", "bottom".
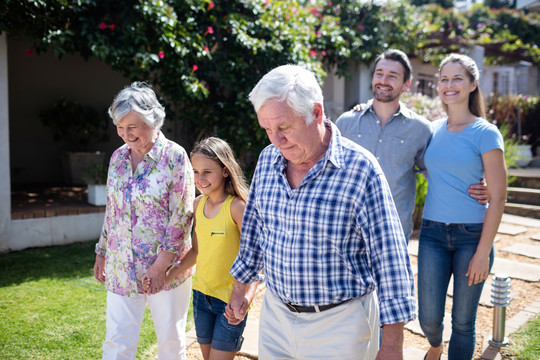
{"left": 336, "top": 100, "right": 432, "bottom": 236}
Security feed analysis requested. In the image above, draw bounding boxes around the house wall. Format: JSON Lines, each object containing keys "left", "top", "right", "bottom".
{"left": 0, "top": 33, "right": 11, "bottom": 248}
{"left": 322, "top": 62, "right": 372, "bottom": 122}
{"left": 8, "top": 36, "right": 131, "bottom": 185}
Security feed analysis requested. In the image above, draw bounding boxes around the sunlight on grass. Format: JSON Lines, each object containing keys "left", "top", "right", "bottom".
{"left": 0, "top": 240, "right": 192, "bottom": 360}
{"left": 502, "top": 314, "right": 540, "bottom": 360}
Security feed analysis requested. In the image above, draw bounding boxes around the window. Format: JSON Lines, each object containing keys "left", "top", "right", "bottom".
{"left": 416, "top": 73, "right": 435, "bottom": 98}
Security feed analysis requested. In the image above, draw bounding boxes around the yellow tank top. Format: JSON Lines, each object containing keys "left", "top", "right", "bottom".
{"left": 192, "top": 195, "right": 241, "bottom": 303}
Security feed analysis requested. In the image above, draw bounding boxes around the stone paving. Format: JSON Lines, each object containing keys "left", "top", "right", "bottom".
{"left": 186, "top": 213, "right": 540, "bottom": 360}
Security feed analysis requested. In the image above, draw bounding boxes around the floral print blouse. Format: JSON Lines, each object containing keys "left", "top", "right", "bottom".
{"left": 96, "top": 132, "right": 195, "bottom": 297}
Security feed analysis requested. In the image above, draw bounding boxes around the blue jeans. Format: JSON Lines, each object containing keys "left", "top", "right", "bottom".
{"left": 192, "top": 290, "right": 247, "bottom": 352}
{"left": 418, "top": 219, "right": 494, "bottom": 360}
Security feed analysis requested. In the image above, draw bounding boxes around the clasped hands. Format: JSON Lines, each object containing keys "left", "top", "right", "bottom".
{"left": 140, "top": 266, "right": 167, "bottom": 295}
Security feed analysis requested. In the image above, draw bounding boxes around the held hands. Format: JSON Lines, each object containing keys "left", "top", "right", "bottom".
{"left": 224, "top": 298, "right": 249, "bottom": 325}
{"left": 466, "top": 252, "right": 490, "bottom": 286}
{"left": 141, "top": 266, "right": 175, "bottom": 293}
{"left": 140, "top": 265, "right": 166, "bottom": 295}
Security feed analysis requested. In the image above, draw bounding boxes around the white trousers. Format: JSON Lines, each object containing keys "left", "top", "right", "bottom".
{"left": 102, "top": 278, "right": 191, "bottom": 360}
{"left": 259, "top": 290, "right": 380, "bottom": 360}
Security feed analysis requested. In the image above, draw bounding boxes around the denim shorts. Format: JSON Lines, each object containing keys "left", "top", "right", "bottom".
{"left": 192, "top": 289, "right": 247, "bottom": 352}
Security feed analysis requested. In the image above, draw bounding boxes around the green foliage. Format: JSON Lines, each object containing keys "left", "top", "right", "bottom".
{"left": 411, "top": 0, "right": 454, "bottom": 9}
{"left": 486, "top": 94, "right": 540, "bottom": 147}
{"left": 483, "top": 0, "right": 516, "bottom": 9}
{"left": 0, "top": 241, "right": 193, "bottom": 359}
{"left": 39, "top": 97, "right": 109, "bottom": 152}
{"left": 83, "top": 163, "right": 108, "bottom": 184}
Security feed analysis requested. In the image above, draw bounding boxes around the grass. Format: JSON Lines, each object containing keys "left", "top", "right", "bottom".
{"left": 501, "top": 314, "right": 540, "bottom": 360}
{"left": 0, "top": 240, "right": 193, "bottom": 360}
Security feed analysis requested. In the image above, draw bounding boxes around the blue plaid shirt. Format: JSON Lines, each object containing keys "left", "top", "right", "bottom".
{"left": 231, "top": 121, "right": 416, "bottom": 326}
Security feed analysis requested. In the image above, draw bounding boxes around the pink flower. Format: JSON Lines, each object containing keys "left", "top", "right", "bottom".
{"left": 109, "top": 24, "right": 115, "bottom": 30}
{"left": 357, "top": 24, "right": 365, "bottom": 31}
{"left": 310, "top": 50, "right": 317, "bottom": 57}
{"left": 264, "top": 0, "right": 270, "bottom": 6}
{"left": 207, "top": 26, "right": 214, "bottom": 34}
{"left": 99, "top": 22, "right": 107, "bottom": 30}
{"left": 322, "top": 50, "right": 327, "bottom": 56}
{"left": 192, "top": 64, "right": 199, "bottom": 72}
{"left": 208, "top": 1, "right": 215, "bottom": 9}
{"left": 328, "top": 1, "right": 332, "bottom": 5}
{"left": 26, "top": 49, "right": 34, "bottom": 56}
{"left": 204, "top": 46, "right": 209, "bottom": 51}
{"left": 158, "top": 51, "right": 165, "bottom": 59}
{"left": 286, "top": 14, "right": 290, "bottom": 19}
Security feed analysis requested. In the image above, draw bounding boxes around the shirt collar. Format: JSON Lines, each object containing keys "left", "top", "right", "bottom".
{"left": 120, "top": 131, "right": 165, "bottom": 161}
{"left": 364, "top": 99, "right": 417, "bottom": 121}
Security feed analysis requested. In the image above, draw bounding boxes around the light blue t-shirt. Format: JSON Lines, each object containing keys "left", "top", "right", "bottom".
{"left": 423, "top": 117, "right": 504, "bottom": 224}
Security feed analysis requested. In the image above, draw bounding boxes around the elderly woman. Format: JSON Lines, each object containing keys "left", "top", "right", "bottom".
{"left": 93, "top": 82, "right": 195, "bottom": 360}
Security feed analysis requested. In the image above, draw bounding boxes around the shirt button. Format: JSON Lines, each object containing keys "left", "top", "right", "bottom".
{"left": 401, "top": 140, "right": 404, "bottom": 143}
{"left": 376, "top": 157, "right": 380, "bottom": 160}
{"left": 357, "top": 134, "right": 362, "bottom": 138}
{"left": 379, "top": 139, "right": 382, "bottom": 143}
{"left": 376, "top": 120, "right": 380, "bottom": 124}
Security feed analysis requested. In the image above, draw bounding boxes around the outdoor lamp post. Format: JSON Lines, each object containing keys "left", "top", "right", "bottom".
{"left": 489, "top": 273, "right": 511, "bottom": 347}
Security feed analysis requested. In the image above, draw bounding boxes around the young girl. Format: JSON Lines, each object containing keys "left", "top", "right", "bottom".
{"left": 161, "top": 137, "right": 258, "bottom": 360}
{"left": 418, "top": 54, "right": 507, "bottom": 360}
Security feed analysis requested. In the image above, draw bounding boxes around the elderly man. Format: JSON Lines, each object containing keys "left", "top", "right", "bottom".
{"left": 225, "top": 64, "right": 415, "bottom": 360}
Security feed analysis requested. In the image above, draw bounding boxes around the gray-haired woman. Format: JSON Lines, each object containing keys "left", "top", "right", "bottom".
{"left": 93, "top": 82, "right": 195, "bottom": 359}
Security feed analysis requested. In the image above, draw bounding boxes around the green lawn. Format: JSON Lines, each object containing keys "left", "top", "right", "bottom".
{"left": 0, "top": 241, "right": 192, "bottom": 360}
{"left": 502, "top": 314, "right": 540, "bottom": 360}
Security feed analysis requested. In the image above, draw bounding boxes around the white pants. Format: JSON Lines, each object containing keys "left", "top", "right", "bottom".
{"left": 102, "top": 279, "right": 191, "bottom": 360}
{"left": 259, "top": 290, "right": 380, "bottom": 360}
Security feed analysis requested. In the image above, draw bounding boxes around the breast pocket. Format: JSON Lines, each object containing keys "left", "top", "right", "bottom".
{"left": 210, "top": 230, "right": 226, "bottom": 238}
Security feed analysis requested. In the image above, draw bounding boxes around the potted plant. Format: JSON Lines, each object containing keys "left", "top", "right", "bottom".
{"left": 39, "top": 97, "right": 110, "bottom": 185}
{"left": 83, "top": 163, "right": 108, "bottom": 206}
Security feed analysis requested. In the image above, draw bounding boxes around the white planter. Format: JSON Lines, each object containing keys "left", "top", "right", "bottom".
{"left": 515, "top": 144, "right": 533, "bottom": 168}
{"left": 87, "top": 184, "right": 107, "bottom": 206}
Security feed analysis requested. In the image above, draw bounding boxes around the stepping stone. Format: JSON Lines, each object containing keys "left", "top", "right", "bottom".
{"left": 497, "top": 223, "right": 527, "bottom": 235}
{"left": 408, "top": 239, "right": 419, "bottom": 257}
{"left": 404, "top": 348, "right": 448, "bottom": 360}
{"left": 411, "top": 262, "right": 418, "bottom": 276}
{"left": 491, "top": 258, "right": 540, "bottom": 282}
{"left": 501, "top": 214, "right": 540, "bottom": 228}
{"left": 501, "top": 243, "right": 540, "bottom": 259}
{"left": 531, "top": 233, "right": 540, "bottom": 241}
{"left": 447, "top": 276, "right": 519, "bottom": 308}
{"left": 405, "top": 313, "right": 452, "bottom": 342}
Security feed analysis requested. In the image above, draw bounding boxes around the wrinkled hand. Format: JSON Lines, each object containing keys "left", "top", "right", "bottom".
{"left": 140, "top": 266, "right": 166, "bottom": 295}
{"left": 352, "top": 103, "right": 367, "bottom": 112}
{"left": 93, "top": 255, "right": 106, "bottom": 283}
{"left": 224, "top": 300, "right": 248, "bottom": 325}
{"left": 466, "top": 252, "right": 490, "bottom": 286}
{"left": 468, "top": 178, "right": 489, "bottom": 205}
